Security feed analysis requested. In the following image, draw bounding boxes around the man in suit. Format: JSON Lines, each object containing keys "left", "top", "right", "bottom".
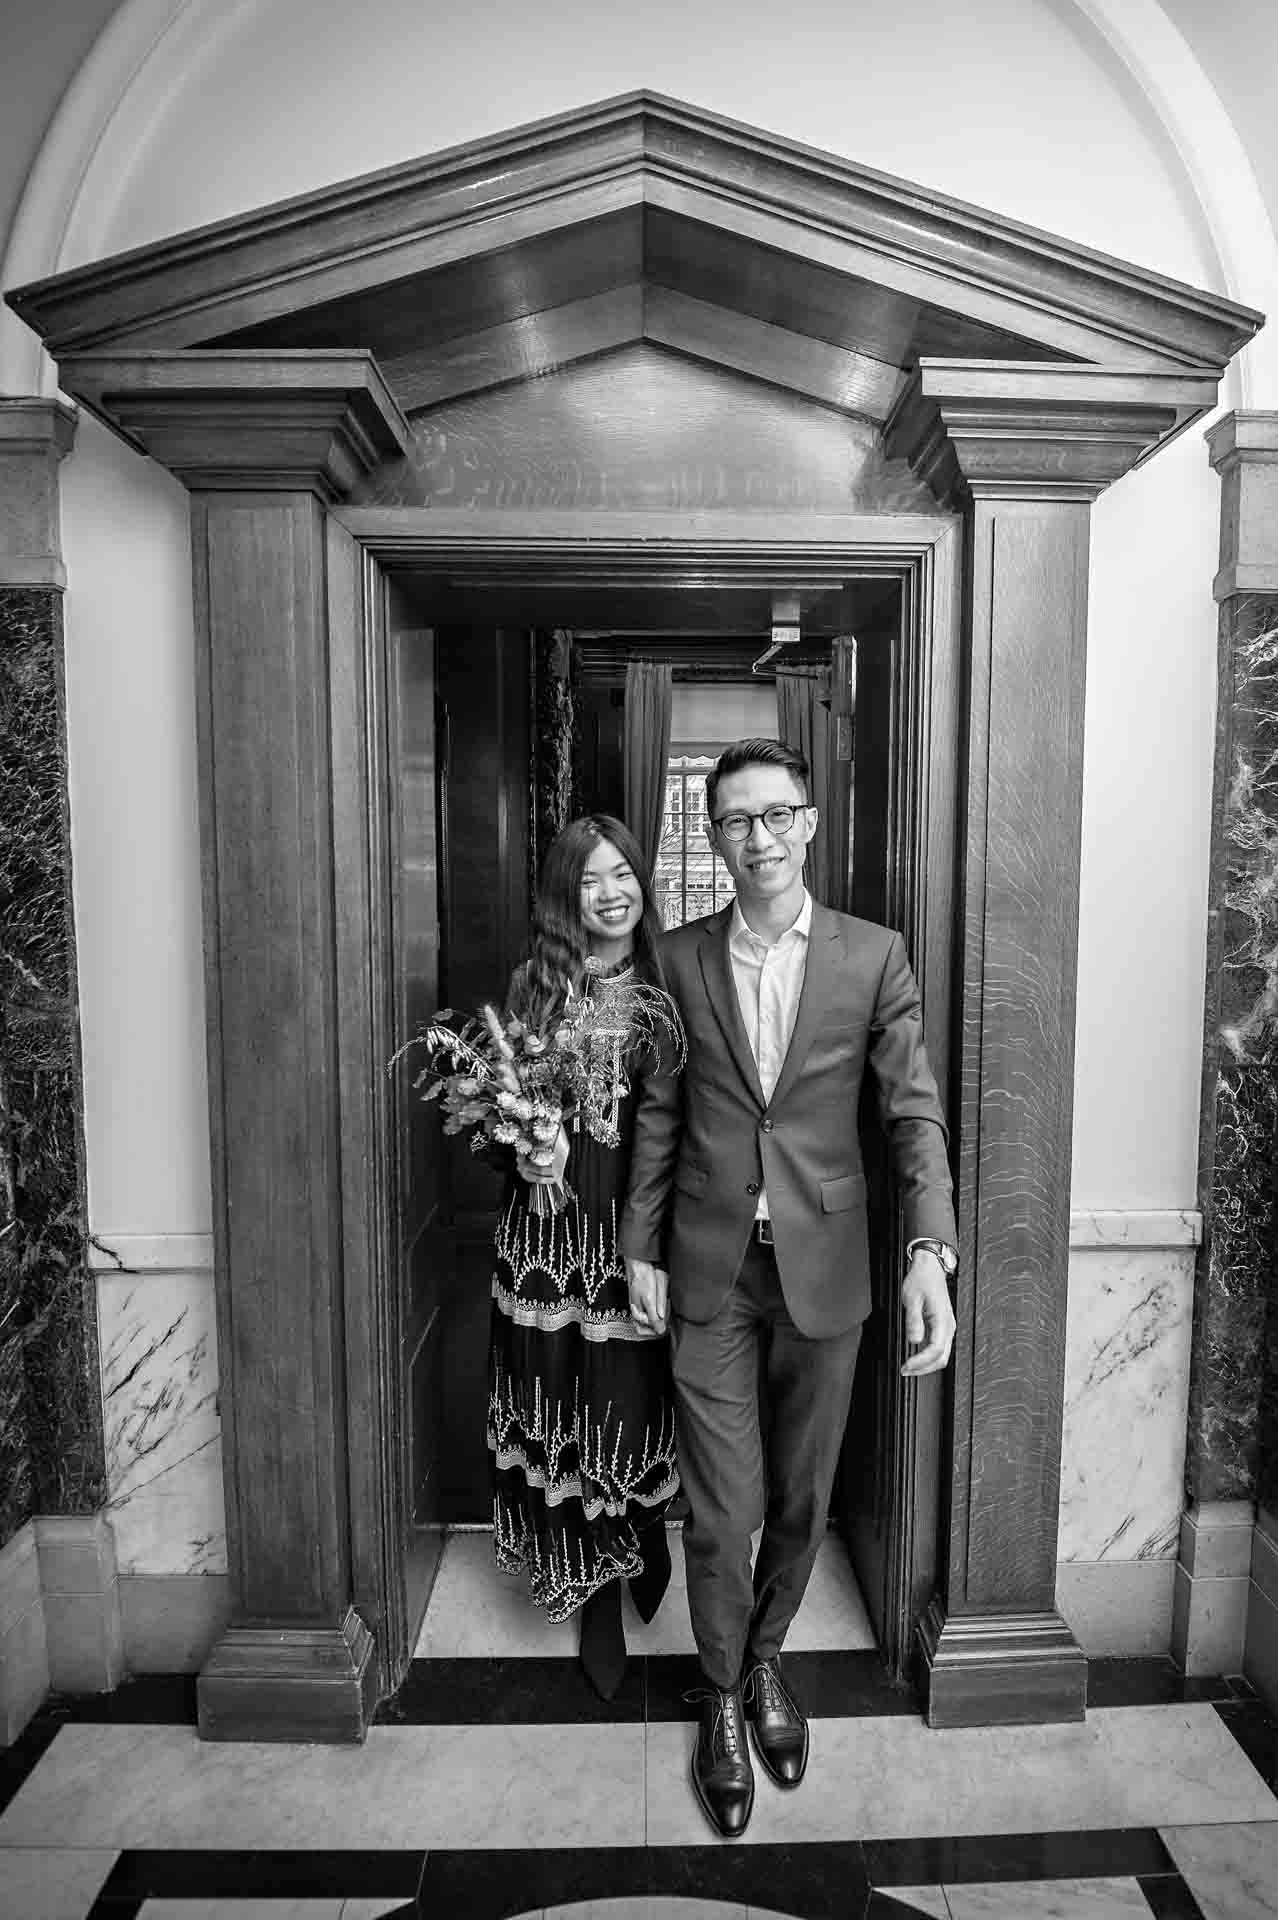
{"left": 620, "top": 738, "right": 957, "bottom": 1840}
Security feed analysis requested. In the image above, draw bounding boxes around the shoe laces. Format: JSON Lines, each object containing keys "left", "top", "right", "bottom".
{"left": 683, "top": 1686, "right": 744, "bottom": 1761}
{"left": 743, "top": 1658, "right": 796, "bottom": 1717}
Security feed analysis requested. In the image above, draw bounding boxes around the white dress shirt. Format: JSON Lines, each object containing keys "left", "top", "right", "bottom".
{"left": 728, "top": 890, "right": 812, "bottom": 1219}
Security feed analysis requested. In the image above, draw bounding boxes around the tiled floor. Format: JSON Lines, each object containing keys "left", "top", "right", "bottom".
{"left": 1, "top": 1531, "right": 1276, "bottom": 1918}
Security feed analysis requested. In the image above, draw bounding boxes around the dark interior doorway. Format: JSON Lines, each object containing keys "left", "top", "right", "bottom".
{"left": 389, "top": 570, "right": 908, "bottom": 1657}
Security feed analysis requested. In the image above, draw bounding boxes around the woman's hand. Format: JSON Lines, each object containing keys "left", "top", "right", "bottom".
{"left": 516, "top": 1125, "right": 569, "bottom": 1186}
{"left": 624, "top": 1257, "right": 669, "bottom": 1335}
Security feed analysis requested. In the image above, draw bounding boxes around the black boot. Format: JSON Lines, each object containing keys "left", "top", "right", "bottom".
{"left": 628, "top": 1516, "right": 672, "bottom": 1625}
{"left": 689, "top": 1681, "right": 755, "bottom": 1839}
{"left": 579, "top": 1578, "right": 627, "bottom": 1701}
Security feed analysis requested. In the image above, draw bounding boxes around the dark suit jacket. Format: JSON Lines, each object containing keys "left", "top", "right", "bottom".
{"left": 619, "top": 902, "right": 956, "bottom": 1338}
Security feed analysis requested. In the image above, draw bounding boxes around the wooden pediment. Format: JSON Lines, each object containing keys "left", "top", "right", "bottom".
{"left": 7, "top": 92, "right": 1262, "bottom": 440}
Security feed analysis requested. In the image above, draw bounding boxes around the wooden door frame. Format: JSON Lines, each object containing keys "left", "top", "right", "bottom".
{"left": 25, "top": 353, "right": 1222, "bottom": 1743}
{"left": 334, "top": 507, "right": 962, "bottom": 1693}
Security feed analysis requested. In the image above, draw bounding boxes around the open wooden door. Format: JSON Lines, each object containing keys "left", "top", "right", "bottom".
{"left": 430, "top": 626, "right": 533, "bottom": 1521}
{"left": 383, "top": 583, "right": 446, "bottom": 1655}
{"left": 836, "top": 574, "right": 956, "bottom": 1682}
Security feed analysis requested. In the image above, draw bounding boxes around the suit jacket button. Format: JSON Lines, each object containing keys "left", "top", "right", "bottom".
{"left": 761, "top": 1119, "right": 774, "bottom": 1132}
{"left": 746, "top": 1181, "right": 760, "bottom": 1196}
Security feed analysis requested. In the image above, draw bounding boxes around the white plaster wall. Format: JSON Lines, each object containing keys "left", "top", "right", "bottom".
{"left": 671, "top": 686, "right": 778, "bottom": 745}
{"left": 1160, "top": 0, "right": 1278, "bottom": 223}
{"left": 0, "top": 0, "right": 119, "bottom": 250}
{"left": 59, "top": 410, "right": 209, "bottom": 1239}
{"left": 82, "top": 0, "right": 1219, "bottom": 284}
{"left": 1075, "top": 426, "right": 1222, "bottom": 1207}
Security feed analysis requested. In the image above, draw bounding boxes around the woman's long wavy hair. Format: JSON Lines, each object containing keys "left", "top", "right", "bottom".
{"left": 508, "top": 813, "right": 665, "bottom": 1031}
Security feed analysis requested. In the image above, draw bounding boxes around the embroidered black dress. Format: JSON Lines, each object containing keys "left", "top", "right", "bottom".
{"left": 487, "top": 989, "right": 679, "bottom": 1621}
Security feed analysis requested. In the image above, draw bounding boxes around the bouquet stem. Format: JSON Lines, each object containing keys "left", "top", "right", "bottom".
{"left": 527, "top": 1179, "right": 572, "bottom": 1218}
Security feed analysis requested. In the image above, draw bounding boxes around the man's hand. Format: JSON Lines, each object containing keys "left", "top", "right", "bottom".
{"left": 517, "top": 1125, "right": 568, "bottom": 1186}
{"left": 625, "top": 1257, "right": 669, "bottom": 1336}
{"left": 900, "top": 1248, "right": 956, "bottom": 1376}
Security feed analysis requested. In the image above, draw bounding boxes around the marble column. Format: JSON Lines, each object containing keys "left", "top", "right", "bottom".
{"left": 0, "top": 400, "right": 106, "bottom": 1543}
{"left": 1182, "top": 413, "right": 1278, "bottom": 1675}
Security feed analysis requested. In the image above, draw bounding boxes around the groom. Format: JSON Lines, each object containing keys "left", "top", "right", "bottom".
{"left": 621, "top": 738, "right": 957, "bottom": 1840}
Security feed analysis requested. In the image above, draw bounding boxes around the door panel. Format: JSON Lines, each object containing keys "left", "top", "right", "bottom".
{"left": 383, "top": 587, "right": 444, "bottom": 1647}
{"left": 433, "top": 626, "right": 533, "bottom": 1520}
{"left": 840, "top": 609, "right": 896, "bottom": 1648}
{"left": 837, "top": 562, "right": 957, "bottom": 1680}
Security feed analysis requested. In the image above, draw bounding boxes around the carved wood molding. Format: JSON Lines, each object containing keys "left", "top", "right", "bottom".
{"left": 57, "top": 351, "right": 410, "bottom": 500}
{"left": 7, "top": 94, "right": 1260, "bottom": 378}
{"left": 381, "top": 284, "right": 908, "bottom": 420}
{"left": 197, "top": 1608, "right": 377, "bottom": 1744}
{"left": 917, "top": 1599, "right": 1087, "bottom": 1728}
{"left": 886, "top": 361, "right": 1221, "bottom": 504}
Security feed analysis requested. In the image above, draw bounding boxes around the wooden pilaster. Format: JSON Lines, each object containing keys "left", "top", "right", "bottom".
{"left": 59, "top": 353, "right": 410, "bottom": 1741}
{"left": 887, "top": 361, "right": 1218, "bottom": 1726}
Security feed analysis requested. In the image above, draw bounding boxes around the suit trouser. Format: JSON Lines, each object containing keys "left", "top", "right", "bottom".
{"left": 669, "top": 1237, "right": 864, "bottom": 1690}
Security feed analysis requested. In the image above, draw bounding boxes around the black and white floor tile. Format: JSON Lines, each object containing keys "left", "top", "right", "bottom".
{"left": 1, "top": 1533, "right": 1276, "bottom": 1919}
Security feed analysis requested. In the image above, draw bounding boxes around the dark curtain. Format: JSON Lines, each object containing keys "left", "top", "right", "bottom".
{"left": 776, "top": 667, "right": 833, "bottom": 905}
{"left": 623, "top": 660, "right": 672, "bottom": 876}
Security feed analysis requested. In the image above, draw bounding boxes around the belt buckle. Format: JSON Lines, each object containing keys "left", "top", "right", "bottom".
{"left": 755, "top": 1217, "right": 774, "bottom": 1246}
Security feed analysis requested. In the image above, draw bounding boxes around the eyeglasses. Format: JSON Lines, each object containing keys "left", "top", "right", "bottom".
{"left": 711, "top": 804, "right": 808, "bottom": 842}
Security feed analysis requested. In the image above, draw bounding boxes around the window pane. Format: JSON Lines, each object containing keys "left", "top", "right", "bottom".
{"left": 659, "top": 756, "right": 732, "bottom": 928}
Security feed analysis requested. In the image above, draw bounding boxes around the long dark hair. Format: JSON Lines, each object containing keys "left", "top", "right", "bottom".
{"left": 508, "top": 813, "right": 665, "bottom": 1029}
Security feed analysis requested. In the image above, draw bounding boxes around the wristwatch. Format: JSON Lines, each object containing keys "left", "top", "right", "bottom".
{"left": 906, "top": 1237, "right": 959, "bottom": 1277}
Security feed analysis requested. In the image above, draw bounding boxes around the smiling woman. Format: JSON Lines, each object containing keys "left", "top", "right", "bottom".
{"left": 578, "top": 836, "right": 645, "bottom": 969}
{"left": 485, "top": 812, "right": 682, "bottom": 1700}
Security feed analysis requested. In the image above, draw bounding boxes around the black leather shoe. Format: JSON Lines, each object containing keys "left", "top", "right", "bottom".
{"left": 743, "top": 1655, "right": 808, "bottom": 1786}
{"left": 689, "top": 1683, "right": 755, "bottom": 1838}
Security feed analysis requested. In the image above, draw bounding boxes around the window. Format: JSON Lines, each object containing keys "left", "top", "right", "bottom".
{"left": 654, "top": 754, "right": 737, "bottom": 928}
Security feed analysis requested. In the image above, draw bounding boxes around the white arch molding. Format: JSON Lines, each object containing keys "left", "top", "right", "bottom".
{"left": 2, "top": 0, "right": 1274, "bottom": 399}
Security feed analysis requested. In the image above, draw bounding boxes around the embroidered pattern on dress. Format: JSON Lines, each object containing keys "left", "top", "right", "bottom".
{"left": 491, "top": 1499, "right": 642, "bottom": 1622}
{"left": 487, "top": 1371, "right": 679, "bottom": 1520}
{"left": 494, "top": 1191, "right": 625, "bottom": 1307}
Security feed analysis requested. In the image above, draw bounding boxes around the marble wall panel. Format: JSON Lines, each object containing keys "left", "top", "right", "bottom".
{"left": 0, "top": 584, "right": 103, "bottom": 1548}
{"left": 97, "top": 1268, "right": 225, "bottom": 1575}
{"left": 1059, "top": 1246, "right": 1194, "bottom": 1563}
{"left": 1191, "top": 595, "right": 1278, "bottom": 1504}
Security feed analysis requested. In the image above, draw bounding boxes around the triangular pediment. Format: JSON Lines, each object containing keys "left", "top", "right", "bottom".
{"left": 7, "top": 92, "right": 1261, "bottom": 432}
{"left": 350, "top": 342, "right": 939, "bottom": 512}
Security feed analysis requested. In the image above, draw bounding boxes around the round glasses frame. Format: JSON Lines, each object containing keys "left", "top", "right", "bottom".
{"left": 711, "top": 804, "right": 809, "bottom": 842}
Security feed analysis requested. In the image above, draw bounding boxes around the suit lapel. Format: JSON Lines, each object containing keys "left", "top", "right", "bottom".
{"left": 767, "top": 902, "right": 842, "bottom": 1113}
{"left": 696, "top": 910, "right": 767, "bottom": 1109}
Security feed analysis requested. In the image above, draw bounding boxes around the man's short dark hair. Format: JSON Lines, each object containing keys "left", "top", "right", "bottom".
{"left": 706, "top": 738, "right": 810, "bottom": 819}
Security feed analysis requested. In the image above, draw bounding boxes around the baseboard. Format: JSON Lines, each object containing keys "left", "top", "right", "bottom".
{"left": 1244, "top": 1507, "right": 1278, "bottom": 1711}
{"left": 1056, "top": 1557, "right": 1176, "bottom": 1656}
{"left": 34, "top": 1513, "right": 125, "bottom": 1696}
{"left": 1172, "top": 1501, "right": 1253, "bottom": 1675}
{"left": 0, "top": 1523, "right": 49, "bottom": 1745}
{"left": 119, "top": 1572, "right": 231, "bottom": 1672}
